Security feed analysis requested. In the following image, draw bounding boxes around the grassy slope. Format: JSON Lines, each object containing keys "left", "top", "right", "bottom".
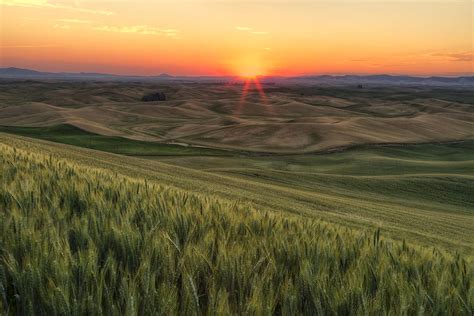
{"left": 0, "top": 139, "right": 472, "bottom": 314}
{"left": 0, "top": 125, "right": 232, "bottom": 156}
{"left": 157, "top": 143, "right": 474, "bottom": 214}
{"left": 1, "top": 133, "right": 473, "bottom": 254}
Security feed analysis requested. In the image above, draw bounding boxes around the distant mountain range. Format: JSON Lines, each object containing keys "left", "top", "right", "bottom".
{"left": 0, "top": 67, "right": 177, "bottom": 81}
{"left": 289, "top": 74, "right": 474, "bottom": 85}
{"left": 0, "top": 67, "right": 238, "bottom": 82}
{"left": 1, "top": 67, "right": 473, "bottom": 85}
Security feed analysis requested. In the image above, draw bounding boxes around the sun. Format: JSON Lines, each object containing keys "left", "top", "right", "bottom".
{"left": 238, "top": 66, "right": 264, "bottom": 79}
{"left": 231, "top": 55, "right": 266, "bottom": 79}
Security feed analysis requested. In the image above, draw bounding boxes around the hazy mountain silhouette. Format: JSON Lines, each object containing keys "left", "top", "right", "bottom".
{"left": 1, "top": 67, "right": 472, "bottom": 85}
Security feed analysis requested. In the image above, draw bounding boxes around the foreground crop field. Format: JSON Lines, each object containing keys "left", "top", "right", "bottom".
{"left": 1, "top": 132, "right": 473, "bottom": 253}
{"left": 1, "top": 140, "right": 472, "bottom": 315}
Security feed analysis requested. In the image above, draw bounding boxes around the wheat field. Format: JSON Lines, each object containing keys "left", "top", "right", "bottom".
{"left": 0, "top": 139, "right": 472, "bottom": 315}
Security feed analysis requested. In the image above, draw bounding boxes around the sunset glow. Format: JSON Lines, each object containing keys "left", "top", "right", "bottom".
{"left": 238, "top": 69, "right": 264, "bottom": 79}
{"left": 0, "top": 0, "right": 472, "bottom": 76}
{"left": 233, "top": 55, "right": 267, "bottom": 78}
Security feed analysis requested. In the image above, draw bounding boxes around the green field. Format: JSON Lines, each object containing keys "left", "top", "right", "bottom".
{"left": 1, "top": 136, "right": 472, "bottom": 314}
{"left": 0, "top": 125, "right": 232, "bottom": 156}
{"left": 1, "top": 127, "right": 473, "bottom": 253}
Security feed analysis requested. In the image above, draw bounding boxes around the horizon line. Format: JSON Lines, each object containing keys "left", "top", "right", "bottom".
{"left": 1, "top": 66, "right": 473, "bottom": 78}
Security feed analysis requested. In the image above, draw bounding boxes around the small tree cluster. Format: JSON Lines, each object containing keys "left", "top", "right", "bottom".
{"left": 141, "top": 92, "right": 166, "bottom": 102}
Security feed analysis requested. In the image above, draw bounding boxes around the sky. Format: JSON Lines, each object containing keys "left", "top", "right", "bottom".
{"left": 0, "top": 0, "right": 472, "bottom": 76}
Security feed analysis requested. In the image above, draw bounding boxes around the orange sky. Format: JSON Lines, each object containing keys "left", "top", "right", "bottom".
{"left": 0, "top": 0, "right": 472, "bottom": 76}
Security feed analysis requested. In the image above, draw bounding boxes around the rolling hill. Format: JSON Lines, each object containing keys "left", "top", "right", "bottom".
{"left": 0, "top": 133, "right": 472, "bottom": 314}
{"left": 0, "top": 79, "right": 473, "bottom": 314}
{"left": 0, "top": 81, "right": 473, "bottom": 153}
{"left": 1, "top": 132, "right": 472, "bottom": 253}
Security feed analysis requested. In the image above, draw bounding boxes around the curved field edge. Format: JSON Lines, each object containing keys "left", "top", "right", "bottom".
{"left": 1, "top": 133, "right": 473, "bottom": 254}
{"left": 0, "top": 142, "right": 473, "bottom": 315}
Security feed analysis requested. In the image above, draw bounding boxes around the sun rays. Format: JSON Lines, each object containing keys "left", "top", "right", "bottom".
{"left": 235, "top": 76, "right": 273, "bottom": 117}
